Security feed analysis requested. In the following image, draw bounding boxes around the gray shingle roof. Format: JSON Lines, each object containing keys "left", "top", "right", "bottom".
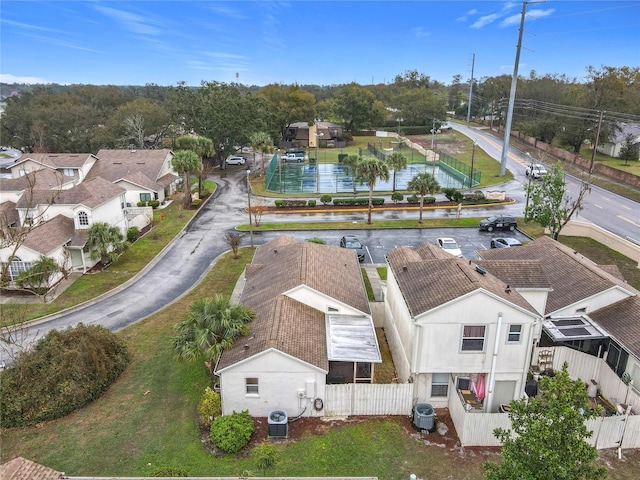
{"left": 386, "top": 243, "right": 536, "bottom": 316}
{"left": 22, "top": 215, "right": 75, "bottom": 255}
{"left": 590, "top": 296, "right": 640, "bottom": 358}
{"left": 16, "top": 176, "right": 125, "bottom": 209}
{"left": 89, "top": 149, "right": 176, "bottom": 192}
{"left": 13, "top": 153, "right": 97, "bottom": 169}
{"left": 0, "top": 169, "right": 71, "bottom": 193}
{"left": 477, "top": 236, "right": 633, "bottom": 314}
{"left": 217, "top": 235, "right": 371, "bottom": 371}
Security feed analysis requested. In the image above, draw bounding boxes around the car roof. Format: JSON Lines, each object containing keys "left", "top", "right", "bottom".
{"left": 437, "top": 237, "right": 456, "bottom": 242}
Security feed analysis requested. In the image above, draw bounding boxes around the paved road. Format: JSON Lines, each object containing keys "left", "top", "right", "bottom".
{"left": 451, "top": 123, "right": 640, "bottom": 243}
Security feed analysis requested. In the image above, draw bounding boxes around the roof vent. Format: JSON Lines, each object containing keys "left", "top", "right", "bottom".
{"left": 475, "top": 265, "right": 487, "bottom": 275}
{"left": 505, "top": 285, "right": 511, "bottom": 293}
{"left": 274, "top": 249, "right": 278, "bottom": 254}
{"left": 243, "top": 344, "right": 249, "bottom": 350}
{"left": 402, "top": 266, "right": 408, "bottom": 272}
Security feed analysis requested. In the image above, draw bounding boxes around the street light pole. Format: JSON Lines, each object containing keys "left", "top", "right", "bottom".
{"left": 247, "top": 170, "right": 254, "bottom": 248}
{"left": 590, "top": 110, "right": 603, "bottom": 174}
{"left": 524, "top": 153, "right": 533, "bottom": 221}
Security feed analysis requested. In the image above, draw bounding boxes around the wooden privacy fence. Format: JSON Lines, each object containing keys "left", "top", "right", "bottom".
{"left": 324, "top": 383, "right": 415, "bottom": 416}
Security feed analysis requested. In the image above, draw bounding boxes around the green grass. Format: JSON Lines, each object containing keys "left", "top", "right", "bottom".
{"left": 240, "top": 216, "right": 483, "bottom": 231}
{"left": 361, "top": 267, "right": 375, "bottom": 300}
{"left": 377, "top": 266, "right": 387, "bottom": 280}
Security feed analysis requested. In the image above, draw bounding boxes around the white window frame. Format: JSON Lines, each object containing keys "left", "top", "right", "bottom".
{"left": 78, "top": 211, "right": 89, "bottom": 226}
{"left": 461, "top": 325, "right": 486, "bottom": 352}
{"left": 431, "top": 373, "right": 450, "bottom": 397}
{"left": 245, "top": 377, "right": 259, "bottom": 395}
{"left": 507, "top": 324, "right": 523, "bottom": 343}
{"left": 62, "top": 168, "right": 74, "bottom": 177}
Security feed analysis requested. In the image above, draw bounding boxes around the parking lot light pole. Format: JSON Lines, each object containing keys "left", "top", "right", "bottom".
{"left": 247, "top": 169, "right": 254, "bottom": 248}
{"left": 524, "top": 152, "right": 533, "bottom": 222}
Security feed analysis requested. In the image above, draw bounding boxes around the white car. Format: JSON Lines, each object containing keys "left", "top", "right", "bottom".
{"left": 436, "top": 237, "right": 463, "bottom": 258}
{"left": 525, "top": 163, "right": 547, "bottom": 178}
{"left": 226, "top": 156, "right": 246, "bottom": 165}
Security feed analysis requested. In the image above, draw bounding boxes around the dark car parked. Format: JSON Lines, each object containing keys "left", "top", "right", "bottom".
{"left": 479, "top": 215, "right": 518, "bottom": 232}
{"left": 339, "top": 235, "right": 365, "bottom": 262}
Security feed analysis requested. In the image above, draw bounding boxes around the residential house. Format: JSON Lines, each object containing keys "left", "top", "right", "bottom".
{"left": 283, "top": 122, "right": 345, "bottom": 149}
{"left": 383, "top": 242, "right": 541, "bottom": 413}
{"left": 88, "top": 149, "right": 178, "bottom": 207}
{"left": 478, "top": 235, "right": 640, "bottom": 393}
{"left": 1, "top": 176, "right": 128, "bottom": 283}
{"left": 0, "top": 168, "right": 74, "bottom": 204}
{"left": 8, "top": 152, "right": 98, "bottom": 186}
{"left": 214, "top": 235, "right": 381, "bottom": 417}
{"left": 597, "top": 123, "right": 640, "bottom": 158}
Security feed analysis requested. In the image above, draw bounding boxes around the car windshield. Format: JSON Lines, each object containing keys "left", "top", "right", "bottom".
{"left": 346, "top": 240, "right": 362, "bottom": 248}
{"left": 486, "top": 216, "right": 498, "bottom": 222}
{"left": 443, "top": 242, "right": 458, "bottom": 249}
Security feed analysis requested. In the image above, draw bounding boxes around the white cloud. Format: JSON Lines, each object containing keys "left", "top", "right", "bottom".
{"left": 0, "top": 73, "right": 52, "bottom": 84}
{"left": 500, "top": 8, "right": 555, "bottom": 27}
{"left": 413, "top": 27, "right": 431, "bottom": 38}
{"left": 207, "top": 4, "right": 248, "bottom": 21}
{"left": 471, "top": 14, "right": 500, "bottom": 29}
{"left": 93, "top": 5, "right": 161, "bottom": 36}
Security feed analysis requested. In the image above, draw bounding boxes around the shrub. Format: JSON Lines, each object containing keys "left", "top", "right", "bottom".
{"left": 338, "top": 153, "right": 348, "bottom": 163}
{"left": 274, "top": 200, "right": 284, "bottom": 208}
{"left": 333, "top": 197, "right": 384, "bottom": 206}
{"left": 137, "top": 201, "right": 147, "bottom": 207}
{"left": 210, "top": 411, "right": 254, "bottom": 454}
{"left": 307, "top": 199, "right": 316, "bottom": 207}
{"left": 275, "top": 200, "right": 307, "bottom": 208}
{"left": 305, "top": 237, "right": 326, "bottom": 244}
{"left": 320, "top": 194, "right": 332, "bottom": 205}
{"left": 0, "top": 324, "right": 130, "bottom": 427}
{"left": 253, "top": 441, "right": 280, "bottom": 472}
{"left": 198, "top": 387, "right": 222, "bottom": 427}
{"left": 424, "top": 196, "right": 436, "bottom": 204}
{"left": 407, "top": 194, "right": 420, "bottom": 204}
{"left": 391, "top": 192, "right": 404, "bottom": 203}
{"left": 126, "top": 226, "right": 140, "bottom": 243}
{"left": 148, "top": 200, "right": 160, "bottom": 209}
{"left": 190, "top": 199, "right": 202, "bottom": 208}
{"left": 200, "top": 189, "right": 210, "bottom": 197}
{"left": 442, "top": 187, "right": 463, "bottom": 203}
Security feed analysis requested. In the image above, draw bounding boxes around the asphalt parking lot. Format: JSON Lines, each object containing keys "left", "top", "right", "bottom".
{"left": 254, "top": 227, "right": 532, "bottom": 264}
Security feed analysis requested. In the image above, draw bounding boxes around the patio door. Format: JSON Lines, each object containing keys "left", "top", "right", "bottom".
{"left": 492, "top": 381, "right": 516, "bottom": 413}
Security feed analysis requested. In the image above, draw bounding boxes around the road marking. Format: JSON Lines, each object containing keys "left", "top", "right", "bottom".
{"left": 593, "top": 204, "right": 603, "bottom": 209}
{"left": 617, "top": 215, "right": 640, "bottom": 228}
{"left": 619, "top": 204, "right": 631, "bottom": 210}
{"left": 601, "top": 196, "right": 611, "bottom": 202}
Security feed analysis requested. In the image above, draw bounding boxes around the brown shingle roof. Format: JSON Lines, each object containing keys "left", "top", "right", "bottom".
{"left": 14, "top": 152, "right": 96, "bottom": 169}
{"left": 0, "top": 201, "right": 19, "bottom": 228}
{"left": 386, "top": 243, "right": 536, "bottom": 316}
{"left": 477, "top": 236, "right": 634, "bottom": 314}
{"left": 217, "top": 235, "right": 370, "bottom": 371}
{"left": 22, "top": 215, "right": 75, "bottom": 255}
{"left": 0, "top": 456, "right": 63, "bottom": 480}
{"left": 475, "top": 259, "right": 551, "bottom": 289}
{"left": 0, "top": 169, "right": 71, "bottom": 193}
{"left": 89, "top": 149, "right": 175, "bottom": 192}
{"left": 16, "top": 176, "right": 125, "bottom": 209}
{"left": 590, "top": 296, "right": 640, "bottom": 358}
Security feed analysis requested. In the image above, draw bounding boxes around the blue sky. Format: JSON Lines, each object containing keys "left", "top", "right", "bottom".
{"left": 1, "top": 1, "right": 639, "bottom": 86}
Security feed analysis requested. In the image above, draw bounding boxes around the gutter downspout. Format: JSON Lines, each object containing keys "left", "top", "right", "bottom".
{"left": 486, "top": 313, "right": 503, "bottom": 412}
{"left": 521, "top": 317, "right": 536, "bottom": 400}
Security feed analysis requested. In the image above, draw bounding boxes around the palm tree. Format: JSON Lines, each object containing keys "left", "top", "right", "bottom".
{"left": 407, "top": 172, "right": 440, "bottom": 224}
{"left": 172, "top": 295, "right": 255, "bottom": 365}
{"left": 249, "top": 131, "right": 274, "bottom": 172}
{"left": 342, "top": 154, "right": 362, "bottom": 195}
{"left": 172, "top": 150, "right": 202, "bottom": 208}
{"left": 86, "top": 222, "right": 126, "bottom": 264}
{"left": 175, "top": 135, "right": 214, "bottom": 198}
{"left": 385, "top": 152, "right": 408, "bottom": 192}
{"left": 355, "top": 157, "right": 390, "bottom": 224}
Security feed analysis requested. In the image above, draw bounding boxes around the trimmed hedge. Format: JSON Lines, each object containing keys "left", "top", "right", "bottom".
{"left": 0, "top": 324, "right": 130, "bottom": 427}
{"left": 307, "top": 199, "right": 316, "bottom": 207}
{"left": 333, "top": 197, "right": 385, "bottom": 206}
{"left": 274, "top": 199, "right": 307, "bottom": 208}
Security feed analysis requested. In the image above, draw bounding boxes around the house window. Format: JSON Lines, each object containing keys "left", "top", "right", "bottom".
{"left": 431, "top": 373, "right": 449, "bottom": 397}
{"left": 78, "top": 211, "right": 89, "bottom": 226}
{"left": 456, "top": 376, "right": 471, "bottom": 390}
{"left": 245, "top": 378, "right": 259, "bottom": 395}
{"left": 19, "top": 169, "right": 29, "bottom": 177}
{"left": 462, "top": 325, "right": 486, "bottom": 351}
{"left": 62, "top": 168, "right": 74, "bottom": 177}
{"left": 2, "top": 256, "right": 32, "bottom": 281}
{"left": 24, "top": 213, "right": 34, "bottom": 226}
{"left": 507, "top": 324, "right": 523, "bottom": 343}
{"left": 140, "top": 192, "right": 151, "bottom": 202}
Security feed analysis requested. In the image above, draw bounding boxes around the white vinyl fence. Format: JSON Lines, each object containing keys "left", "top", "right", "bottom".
{"left": 324, "top": 383, "right": 415, "bottom": 416}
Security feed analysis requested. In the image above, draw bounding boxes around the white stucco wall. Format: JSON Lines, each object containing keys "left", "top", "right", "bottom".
{"left": 116, "top": 180, "right": 163, "bottom": 206}
{"left": 514, "top": 288, "right": 548, "bottom": 315}
{"left": 219, "top": 349, "right": 327, "bottom": 418}
{"left": 550, "top": 287, "right": 634, "bottom": 316}
{"left": 286, "top": 285, "right": 365, "bottom": 315}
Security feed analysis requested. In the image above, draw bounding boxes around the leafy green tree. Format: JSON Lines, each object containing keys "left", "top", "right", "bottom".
{"left": 392, "top": 88, "right": 447, "bottom": 128}
{"left": 525, "top": 162, "right": 590, "bottom": 239}
{"left": 342, "top": 155, "right": 362, "bottom": 195}
{"left": 407, "top": 172, "right": 440, "bottom": 223}
{"left": 249, "top": 131, "right": 274, "bottom": 172}
{"left": 333, "top": 83, "right": 386, "bottom": 131}
{"left": 385, "top": 152, "right": 408, "bottom": 192}
{"left": 484, "top": 364, "right": 607, "bottom": 480}
{"left": 618, "top": 133, "right": 640, "bottom": 166}
{"left": 172, "top": 149, "right": 202, "bottom": 208}
{"left": 86, "top": 222, "right": 126, "bottom": 264}
{"left": 15, "top": 255, "right": 62, "bottom": 294}
{"left": 355, "top": 158, "right": 390, "bottom": 224}
{"left": 258, "top": 84, "right": 316, "bottom": 141}
{"left": 175, "top": 135, "right": 214, "bottom": 197}
{"left": 172, "top": 295, "right": 255, "bottom": 364}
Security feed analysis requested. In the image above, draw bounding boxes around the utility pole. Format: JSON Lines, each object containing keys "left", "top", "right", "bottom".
{"left": 590, "top": 110, "right": 603, "bottom": 174}
{"left": 499, "top": 1, "right": 545, "bottom": 177}
{"left": 466, "top": 53, "right": 475, "bottom": 123}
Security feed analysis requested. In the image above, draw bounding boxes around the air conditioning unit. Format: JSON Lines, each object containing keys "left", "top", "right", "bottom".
{"left": 297, "top": 390, "right": 305, "bottom": 399}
